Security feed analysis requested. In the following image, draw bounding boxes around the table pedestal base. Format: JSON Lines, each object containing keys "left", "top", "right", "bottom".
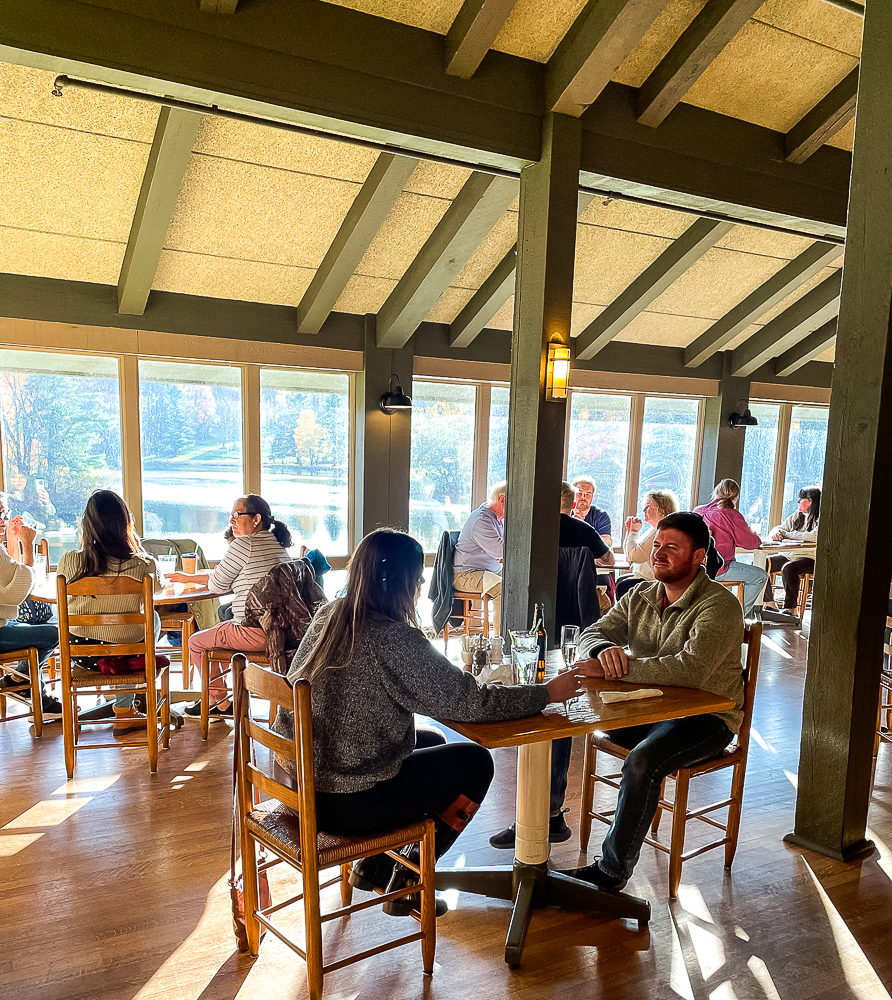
{"left": 436, "top": 861, "right": 650, "bottom": 965}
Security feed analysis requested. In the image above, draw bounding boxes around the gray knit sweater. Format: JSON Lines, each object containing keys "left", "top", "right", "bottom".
{"left": 274, "top": 605, "right": 548, "bottom": 793}
{"left": 578, "top": 567, "right": 745, "bottom": 733}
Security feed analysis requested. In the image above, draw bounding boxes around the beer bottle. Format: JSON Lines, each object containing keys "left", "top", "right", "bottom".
{"left": 535, "top": 606, "right": 547, "bottom": 683}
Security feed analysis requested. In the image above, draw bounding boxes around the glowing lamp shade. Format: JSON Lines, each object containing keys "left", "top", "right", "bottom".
{"left": 546, "top": 343, "right": 571, "bottom": 400}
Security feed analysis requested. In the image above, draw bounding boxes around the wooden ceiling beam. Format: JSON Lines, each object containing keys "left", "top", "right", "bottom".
{"left": 117, "top": 107, "right": 202, "bottom": 317}
{"left": 575, "top": 216, "right": 733, "bottom": 361}
{"left": 546, "top": 0, "right": 672, "bottom": 117}
{"left": 445, "top": 0, "right": 518, "bottom": 78}
{"left": 774, "top": 317, "right": 837, "bottom": 376}
{"left": 785, "top": 68, "right": 859, "bottom": 164}
{"left": 684, "top": 241, "right": 843, "bottom": 367}
{"left": 376, "top": 172, "right": 517, "bottom": 349}
{"left": 295, "top": 153, "right": 418, "bottom": 335}
{"left": 730, "top": 270, "right": 842, "bottom": 377}
{"left": 198, "top": 0, "right": 239, "bottom": 12}
{"left": 636, "top": 0, "right": 765, "bottom": 127}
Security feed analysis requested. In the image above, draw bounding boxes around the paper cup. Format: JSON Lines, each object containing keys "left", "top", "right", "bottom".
{"left": 181, "top": 553, "right": 197, "bottom": 574}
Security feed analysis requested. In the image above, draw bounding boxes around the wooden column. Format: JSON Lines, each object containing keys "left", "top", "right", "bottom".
{"left": 786, "top": 2, "right": 892, "bottom": 862}
{"left": 503, "top": 113, "right": 581, "bottom": 642}
{"left": 355, "top": 314, "right": 413, "bottom": 538}
{"left": 696, "top": 352, "right": 750, "bottom": 504}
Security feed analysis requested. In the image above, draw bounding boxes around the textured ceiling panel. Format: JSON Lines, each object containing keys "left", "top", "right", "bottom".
{"left": 683, "top": 20, "right": 859, "bottom": 132}
{"left": 713, "top": 226, "right": 811, "bottom": 260}
{"left": 492, "top": 0, "right": 588, "bottom": 62}
{"left": 615, "top": 310, "right": 712, "bottom": 347}
{"left": 755, "top": 0, "right": 862, "bottom": 56}
{"left": 404, "top": 161, "right": 472, "bottom": 199}
{"left": 490, "top": 296, "right": 515, "bottom": 331}
{"left": 647, "top": 249, "right": 787, "bottom": 319}
{"left": 827, "top": 117, "right": 855, "bottom": 152}
{"left": 165, "top": 157, "right": 360, "bottom": 268}
{"left": 578, "top": 199, "right": 691, "bottom": 240}
{"left": 814, "top": 344, "right": 836, "bottom": 363}
{"left": 614, "top": 0, "right": 708, "bottom": 88}
{"left": 425, "top": 286, "right": 475, "bottom": 325}
{"left": 333, "top": 274, "right": 398, "bottom": 314}
{"left": 318, "top": 0, "right": 461, "bottom": 33}
{"left": 152, "top": 249, "right": 314, "bottom": 306}
{"left": 353, "top": 192, "right": 453, "bottom": 280}
{"left": 573, "top": 228, "right": 673, "bottom": 305}
{"left": 450, "top": 209, "right": 518, "bottom": 289}
{"left": 0, "top": 63, "right": 160, "bottom": 140}
{"left": 193, "top": 117, "right": 378, "bottom": 181}
{"left": 0, "top": 227, "right": 123, "bottom": 284}
{"left": 0, "top": 120, "right": 149, "bottom": 242}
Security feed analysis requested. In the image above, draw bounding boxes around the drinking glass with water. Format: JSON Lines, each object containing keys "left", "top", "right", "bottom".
{"left": 509, "top": 630, "right": 539, "bottom": 685}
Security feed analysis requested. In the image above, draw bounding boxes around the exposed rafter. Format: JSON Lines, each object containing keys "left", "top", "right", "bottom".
{"left": 445, "top": 0, "right": 518, "bottom": 78}
{"left": 546, "top": 0, "right": 671, "bottom": 117}
{"left": 376, "top": 173, "right": 517, "bottom": 349}
{"left": 730, "top": 270, "right": 842, "bottom": 377}
{"left": 198, "top": 0, "right": 239, "bottom": 12}
{"left": 575, "top": 217, "right": 733, "bottom": 361}
{"left": 785, "top": 68, "right": 859, "bottom": 164}
{"left": 775, "top": 318, "right": 837, "bottom": 376}
{"left": 117, "top": 107, "right": 202, "bottom": 316}
{"left": 684, "top": 241, "right": 843, "bottom": 367}
{"left": 636, "top": 0, "right": 764, "bottom": 127}
{"left": 449, "top": 192, "right": 595, "bottom": 347}
{"left": 296, "top": 153, "right": 418, "bottom": 335}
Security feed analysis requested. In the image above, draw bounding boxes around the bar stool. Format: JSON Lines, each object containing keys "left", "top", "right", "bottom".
{"left": 443, "top": 591, "right": 493, "bottom": 652}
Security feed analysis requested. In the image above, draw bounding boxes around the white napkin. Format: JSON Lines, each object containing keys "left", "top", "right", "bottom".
{"left": 477, "top": 661, "right": 514, "bottom": 686}
{"left": 600, "top": 688, "right": 663, "bottom": 704}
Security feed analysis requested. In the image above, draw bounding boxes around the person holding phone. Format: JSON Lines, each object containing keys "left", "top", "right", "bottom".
{"left": 8, "top": 470, "right": 56, "bottom": 528}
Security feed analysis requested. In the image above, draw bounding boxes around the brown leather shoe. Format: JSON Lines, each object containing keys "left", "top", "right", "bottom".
{"left": 113, "top": 705, "right": 148, "bottom": 734}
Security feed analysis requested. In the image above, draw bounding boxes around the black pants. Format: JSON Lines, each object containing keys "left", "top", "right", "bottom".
{"left": 763, "top": 555, "right": 815, "bottom": 609}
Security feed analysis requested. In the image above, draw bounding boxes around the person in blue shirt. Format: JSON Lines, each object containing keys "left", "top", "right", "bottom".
{"left": 453, "top": 481, "right": 506, "bottom": 635}
{"left": 571, "top": 475, "right": 612, "bottom": 543}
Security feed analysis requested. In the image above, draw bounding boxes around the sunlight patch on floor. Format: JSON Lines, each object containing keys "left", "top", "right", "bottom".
{"left": 0, "top": 832, "right": 43, "bottom": 857}
{"left": 51, "top": 773, "right": 120, "bottom": 794}
{"left": 4, "top": 796, "right": 92, "bottom": 828}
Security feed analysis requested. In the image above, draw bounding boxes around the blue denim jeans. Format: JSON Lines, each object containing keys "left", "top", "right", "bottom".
{"left": 719, "top": 559, "right": 768, "bottom": 615}
{"left": 0, "top": 621, "right": 59, "bottom": 696}
{"left": 597, "top": 715, "right": 734, "bottom": 881}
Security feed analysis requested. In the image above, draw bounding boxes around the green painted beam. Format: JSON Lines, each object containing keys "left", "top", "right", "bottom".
{"left": 546, "top": 0, "right": 671, "bottom": 116}
{"left": 785, "top": 68, "right": 859, "bottom": 165}
{"left": 774, "top": 317, "right": 837, "bottom": 376}
{"left": 684, "top": 241, "right": 843, "bottom": 367}
{"left": 729, "top": 269, "right": 842, "bottom": 377}
{"left": 296, "top": 152, "right": 418, "bottom": 335}
{"left": 198, "top": 0, "right": 239, "bottom": 12}
{"left": 117, "top": 106, "right": 202, "bottom": 316}
{"left": 376, "top": 172, "right": 517, "bottom": 349}
{"left": 636, "top": 0, "right": 765, "bottom": 127}
{"left": 445, "top": 0, "right": 519, "bottom": 78}
{"left": 575, "top": 216, "right": 734, "bottom": 360}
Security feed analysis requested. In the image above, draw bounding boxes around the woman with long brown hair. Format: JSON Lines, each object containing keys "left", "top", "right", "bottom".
{"left": 56, "top": 490, "right": 160, "bottom": 733}
{"left": 763, "top": 486, "right": 821, "bottom": 615}
{"left": 274, "top": 527, "right": 581, "bottom": 916}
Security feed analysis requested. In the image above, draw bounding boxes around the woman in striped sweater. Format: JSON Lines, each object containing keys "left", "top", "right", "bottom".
{"left": 170, "top": 494, "right": 292, "bottom": 718}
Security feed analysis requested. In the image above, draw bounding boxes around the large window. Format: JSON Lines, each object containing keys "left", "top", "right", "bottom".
{"left": 487, "top": 385, "right": 510, "bottom": 488}
{"left": 566, "top": 392, "right": 631, "bottom": 533}
{"left": 637, "top": 397, "right": 700, "bottom": 511}
{"left": 260, "top": 369, "right": 350, "bottom": 556}
{"left": 139, "top": 360, "right": 243, "bottom": 560}
{"left": 409, "top": 381, "right": 476, "bottom": 551}
{"left": 0, "top": 349, "right": 122, "bottom": 563}
{"left": 740, "top": 403, "right": 780, "bottom": 535}
{"left": 782, "top": 405, "right": 829, "bottom": 520}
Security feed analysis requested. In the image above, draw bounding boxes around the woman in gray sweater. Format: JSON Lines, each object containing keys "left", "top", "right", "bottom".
{"left": 274, "top": 527, "right": 580, "bottom": 915}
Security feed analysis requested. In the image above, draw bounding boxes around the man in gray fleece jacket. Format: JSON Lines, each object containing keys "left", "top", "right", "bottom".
{"left": 564, "top": 511, "right": 745, "bottom": 890}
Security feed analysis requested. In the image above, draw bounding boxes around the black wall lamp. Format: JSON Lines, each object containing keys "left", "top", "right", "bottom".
{"left": 728, "top": 399, "right": 758, "bottom": 428}
{"left": 380, "top": 374, "right": 412, "bottom": 414}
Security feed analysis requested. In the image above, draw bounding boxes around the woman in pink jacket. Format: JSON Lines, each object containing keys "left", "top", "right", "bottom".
{"left": 694, "top": 479, "right": 768, "bottom": 616}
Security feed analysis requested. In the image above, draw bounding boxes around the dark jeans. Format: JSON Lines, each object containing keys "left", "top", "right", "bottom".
{"left": 551, "top": 737, "right": 572, "bottom": 816}
{"left": 763, "top": 555, "right": 815, "bottom": 609}
{"left": 597, "top": 715, "right": 734, "bottom": 881}
{"left": 0, "top": 621, "right": 59, "bottom": 696}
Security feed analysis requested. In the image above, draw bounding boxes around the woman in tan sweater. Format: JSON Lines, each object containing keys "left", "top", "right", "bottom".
{"left": 57, "top": 491, "right": 159, "bottom": 733}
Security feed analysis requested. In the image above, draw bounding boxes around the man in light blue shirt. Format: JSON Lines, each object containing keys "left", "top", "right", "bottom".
{"left": 453, "top": 481, "right": 506, "bottom": 634}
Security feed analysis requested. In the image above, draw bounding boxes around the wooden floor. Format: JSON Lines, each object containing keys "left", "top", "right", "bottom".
{"left": 2, "top": 627, "right": 892, "bottom": 1000}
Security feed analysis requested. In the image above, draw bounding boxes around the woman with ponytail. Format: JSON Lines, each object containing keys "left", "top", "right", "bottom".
{"left": 171, "top": 494, "right": 292, "bottom": 717}
{"left": 273, "top": 527, "right": 581, "bottom": 917}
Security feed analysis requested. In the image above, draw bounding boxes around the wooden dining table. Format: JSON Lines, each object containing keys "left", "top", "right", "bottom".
{"left": 28, "top": 572, "right": 217, "bottom": 606}
{"left": 740, "top": 540, "right": 816, "bottom": 571}
{"left": 436, "top": 652, "right": 735, "bottom": 966}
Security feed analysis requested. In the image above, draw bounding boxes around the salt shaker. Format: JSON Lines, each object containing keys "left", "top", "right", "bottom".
{"left": 490, "top": 635, "right": 503, "bottom": 664}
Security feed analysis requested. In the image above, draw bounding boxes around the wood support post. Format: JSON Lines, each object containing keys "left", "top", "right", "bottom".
{"left": 696, "top": 353, "right": 750, "bottom": 504}
{"left": 786, "top": 1, "right": 892, "bottom": 862}
{"left": 355, "top": 315, "right": 413, "bottom": 537}
{"left": 502, "top": 113, "right": 581, "bottom": 642}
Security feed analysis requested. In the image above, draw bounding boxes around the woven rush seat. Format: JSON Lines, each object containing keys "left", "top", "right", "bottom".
{"left": 68, "top": 662, "right": 166, "bottom": 687}
{"left": 245, "top": 800, "right": 429, "bottom": 868}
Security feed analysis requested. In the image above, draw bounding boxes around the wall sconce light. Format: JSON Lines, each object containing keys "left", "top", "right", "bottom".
{"left": 380, "top": 374, "right": 413, "bottom": 414}
{"left": 545, "top": 343, "right": 571, "bottom": 401}
{"left": 728, "top": 399, "right": 758, "bottom": 428}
